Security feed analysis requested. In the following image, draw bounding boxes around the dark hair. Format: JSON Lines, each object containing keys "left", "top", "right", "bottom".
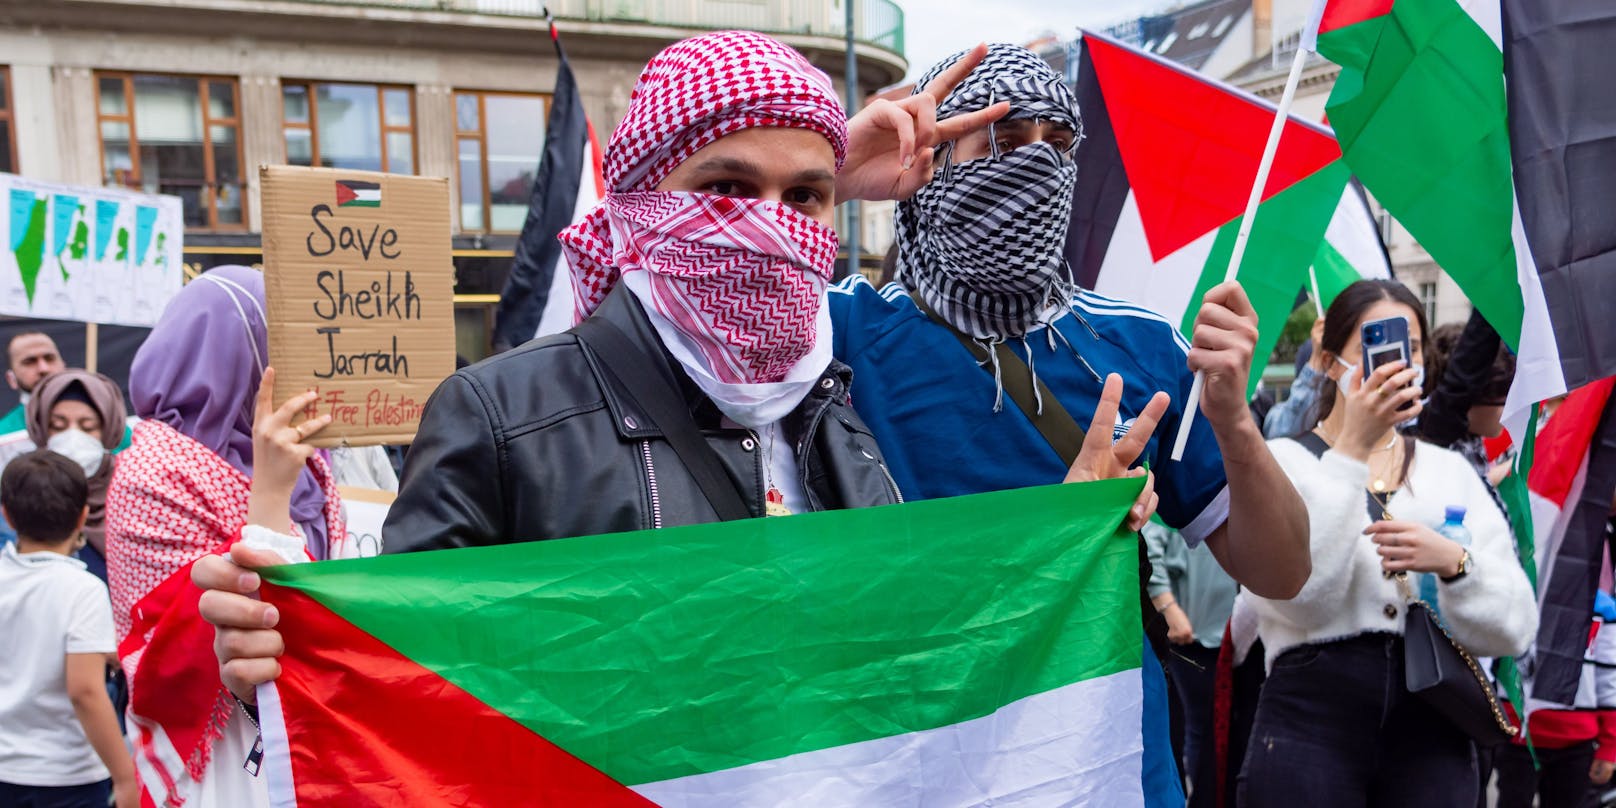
{"left": 0, "top": 450, "right": 88, "bottom": 543}
{"left": 1479, "top": 347, "right": 1517, "bottom": 405}
{"left": 1421, "top": 316, "right": 1516, "bottom": 408}
{"left": 1316, "top": 279, "right": 1429, "bottom": 423}
{"left": 6, "top": 330, "right": 53, "bottom": 360}
{"left": 878, "top": 243, "right": 900, "bottom": 287}
{"left": 1426, "top": 322, "right": 1466, "bottom": 387}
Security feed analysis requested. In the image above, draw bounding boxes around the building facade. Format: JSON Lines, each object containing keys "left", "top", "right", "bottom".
{"left": 0, "top": 0, "right": 906, "bottom": 360}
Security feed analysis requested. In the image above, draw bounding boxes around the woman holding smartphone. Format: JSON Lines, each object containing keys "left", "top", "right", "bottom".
{"left": 1236, "top": 279, "right": 1536, "bottom": 807}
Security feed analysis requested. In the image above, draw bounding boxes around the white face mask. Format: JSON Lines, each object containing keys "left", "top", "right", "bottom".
{"left": 1333, "top": 356, "right": 1357, "bottom": 386}
{"left": 47, "top": 428, "right": 106, "bottom": 478}
{"left": 1334, "top": 356, "right": 1425, "bottom": 392}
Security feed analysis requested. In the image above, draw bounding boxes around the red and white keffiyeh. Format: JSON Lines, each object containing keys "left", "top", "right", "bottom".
{"left": 600, "top": 191, "right": 836, "bottom": 385}
{"left": 106, "top": 420, "right": 343, "bottom": 807}
{"left": 558, "top": 31, "right": 848, "bottom": 425}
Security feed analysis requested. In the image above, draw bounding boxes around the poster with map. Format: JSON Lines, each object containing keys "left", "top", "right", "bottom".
{"left": 0, "top": 173, "right": 184, "bottom": 327}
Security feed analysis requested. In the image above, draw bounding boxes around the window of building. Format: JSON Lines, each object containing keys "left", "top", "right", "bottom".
{"left": 1419, "top": 281, "right": 1438, "bottom": 326}
{"left": 0, "top": 67, "right": 15, "bottom": 173}
{"left": 283, "top": 82, "right": 415, "bottom": 175}
{"left": 96, "top": 73, "right": 246, "bottom": 229}
{"left": 453, "top": 91, "right": 547, "bottom": 233}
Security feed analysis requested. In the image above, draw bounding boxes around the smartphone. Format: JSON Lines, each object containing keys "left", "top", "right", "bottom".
{"left": 1361, "top": 315, "right": 1414, "bottom": 408}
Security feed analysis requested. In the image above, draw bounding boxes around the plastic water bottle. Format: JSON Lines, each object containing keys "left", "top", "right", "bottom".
{"left": 1420, "top": 506, "right": 1472, "bottom": 618}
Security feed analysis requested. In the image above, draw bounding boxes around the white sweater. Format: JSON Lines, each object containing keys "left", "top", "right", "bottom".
{"left": 1240, "top": 438, "right": 1538, "bottom": 670}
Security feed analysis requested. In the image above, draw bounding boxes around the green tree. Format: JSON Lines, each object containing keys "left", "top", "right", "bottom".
{"left": 1271, "top": 302, "right": 1318, "bottom": 367}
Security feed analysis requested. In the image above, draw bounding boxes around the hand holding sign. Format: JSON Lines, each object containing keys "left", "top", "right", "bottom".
{"left": 261, "top": 166, "right": 455, "bottom": 446}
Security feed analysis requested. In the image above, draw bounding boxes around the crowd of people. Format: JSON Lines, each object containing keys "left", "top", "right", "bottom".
{"left": 0, "top": 28, "right": 1610, "bottom": 808}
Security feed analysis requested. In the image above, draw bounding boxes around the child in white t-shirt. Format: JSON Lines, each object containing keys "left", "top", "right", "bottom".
{"left": 0, "top": 450, "right": 136, "bottom": 808}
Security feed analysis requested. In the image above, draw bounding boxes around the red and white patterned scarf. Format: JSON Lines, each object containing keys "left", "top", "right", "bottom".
{"left": 106, "top": 420, "right": 344, "bottom": 806}
{"left": 558, "top": 31, "right": 847, "bottom": 424}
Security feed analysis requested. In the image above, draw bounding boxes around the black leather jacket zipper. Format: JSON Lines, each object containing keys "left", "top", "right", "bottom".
{"left": 639, "top": 440, "right": 663, "bottom": 529}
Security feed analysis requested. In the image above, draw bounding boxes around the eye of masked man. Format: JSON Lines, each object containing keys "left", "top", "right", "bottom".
{"left": 828, "top": 43, "right": 1312, "bottom": 808}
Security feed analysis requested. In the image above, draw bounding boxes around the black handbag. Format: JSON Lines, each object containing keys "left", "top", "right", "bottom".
{"left": 1401, "top": 584, "right": 1517, "bottom": 745}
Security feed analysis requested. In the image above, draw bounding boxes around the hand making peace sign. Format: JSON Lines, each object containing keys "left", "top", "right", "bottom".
{"left": 1064, "top": 373, "right": 1171, "bottom": 532}
{"left": 835, "top": 43, "right": 1011, "bottom": 203}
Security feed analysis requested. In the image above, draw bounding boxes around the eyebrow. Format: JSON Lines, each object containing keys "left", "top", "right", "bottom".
{"left": 687, "top": 156, "right": 834, "bottom": 186}
{"left": 996, "top": 118, "right": 1076, "bottom": 134}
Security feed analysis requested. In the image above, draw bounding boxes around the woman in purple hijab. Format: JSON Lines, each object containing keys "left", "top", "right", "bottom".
{"left": 126, "top": 264, "right": 331, "bottom": 553}
{"left": 105, "top": 266, "right": 346, "bottom": 807}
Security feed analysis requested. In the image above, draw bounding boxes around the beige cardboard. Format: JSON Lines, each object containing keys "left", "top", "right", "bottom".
{"left": 261, "top": 165, "right": 454, "bottom": 447}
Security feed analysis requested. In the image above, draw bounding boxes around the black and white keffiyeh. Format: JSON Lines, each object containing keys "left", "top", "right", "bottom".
{"left": 897, "top": 44, "right": 1082, "bottom": 343}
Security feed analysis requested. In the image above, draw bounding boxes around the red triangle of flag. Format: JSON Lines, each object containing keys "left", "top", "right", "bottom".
{"left": 1320, "top": 0, "right": 1395, "bottom": 36}
{"left": 265, "top": 585, "right": 656, "bottom": 806}
{"left": 1528, "top": 376, "right": 1616, "bottom": 510}
{"left": 1084, "top": 35, "right": 1343, "bottom": 261}
{"left": 334, "top": 182, "right": 359, "bottom": 207}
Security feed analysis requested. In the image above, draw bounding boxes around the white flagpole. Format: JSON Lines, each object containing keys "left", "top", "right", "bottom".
{"left": 1309, "top": 265, "right": 1325, "bottom": 317}
{"left": 1169, "top": 0, "right": 1329, "bottom": 462}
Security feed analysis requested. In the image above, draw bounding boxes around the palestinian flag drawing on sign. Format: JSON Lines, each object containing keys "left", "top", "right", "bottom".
{"left": 1065, "top": 34, "right": 1352, "bottom": 393}
{"left": 335, "top": 180, "right": 381, "bottom": 208}
{"left": 256, "top": 480, "right": 1150, "bottom": 806}
{"left": 1317, "top": 0, "right": 1616, "bottom": 436}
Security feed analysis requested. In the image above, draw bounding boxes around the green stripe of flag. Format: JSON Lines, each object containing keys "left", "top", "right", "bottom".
{"left": 261, "top": 478, "right": 1145, "bottom": 787}
{"left": 1311, "top": 238, "right": 1361, "bottom": 307}
{"left": 1320, "top": 0, "right": 1527, "bottom": 348}
{"left": 1180, "top": 160, "right": 1350, "bottom": 395}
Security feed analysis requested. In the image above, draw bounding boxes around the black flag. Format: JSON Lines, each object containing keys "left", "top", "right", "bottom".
{"left": 494, "top": 14, "right": 598, "bottom": 351}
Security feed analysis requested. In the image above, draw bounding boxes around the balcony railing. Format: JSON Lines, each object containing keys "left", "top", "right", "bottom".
{"left": 287, "top": 0, "right": 905, "bottom": 54}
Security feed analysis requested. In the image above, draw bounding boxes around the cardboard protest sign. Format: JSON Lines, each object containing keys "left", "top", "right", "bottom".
{"left": 261, "top": 166, "right": 454, "bottom": 446}
{"left": 1, "top": 173, "right": 184, "bottom": 327}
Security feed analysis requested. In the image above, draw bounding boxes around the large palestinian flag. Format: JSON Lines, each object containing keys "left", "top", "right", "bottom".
{"left": 1519, "top": 378, "right": 1616, "bottom": 705}
{"left": 255, "top": 479, "right": 1149, "bottom": 806}
{"left": 1066, "top": 33, "right": 1353, "bottom": 392}
{"left": 1318, "top": 0, "right": 1616, "bottom": 434}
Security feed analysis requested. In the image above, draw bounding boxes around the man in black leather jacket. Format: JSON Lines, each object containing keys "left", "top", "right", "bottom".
{"left": 385, "top": 282, "right": 904, "bottom": 549}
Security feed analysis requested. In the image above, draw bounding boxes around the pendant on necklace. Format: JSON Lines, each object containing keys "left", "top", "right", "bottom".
{"left": 765, "top": 487, "right": 793, "bottom": 517}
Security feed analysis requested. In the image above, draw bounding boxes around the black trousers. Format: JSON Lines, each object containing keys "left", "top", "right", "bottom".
{"left": 1494, "top": 739, "right": 1599, "bottom": 808}
{"left": 1168, "top": 642, "right": 1222, "bottom": 808}
{"left": 1238, "top": 633, "right": 1477, "bottom": 808}
{"left": 0, "top": 780, "right": 111, "bottom": 808}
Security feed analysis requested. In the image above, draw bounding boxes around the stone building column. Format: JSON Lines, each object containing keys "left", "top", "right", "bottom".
{"left": 7, "top": 62, "right": 60, "bottom": 180}
{"left": 238, "top": 74, "right": 284, "bottom": 234}
{"left": 414, "top": 84, "right": 457, "bottom": 232}
{"left": 51, "top": 66, "right": 100, "bottom": 187}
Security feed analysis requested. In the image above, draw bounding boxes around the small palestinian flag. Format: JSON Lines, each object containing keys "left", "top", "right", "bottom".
{"left": 1066, "top": 33, "right": 1350, "bottom": 393}
{"left": 1310, "top": 181, "right": 1393, "bottom": 308}
{"left": 334, "top": 180, "right": 380, "bottom": 208}
{"left": 255, "top": 479, "right": 1149, "bottom": 806}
